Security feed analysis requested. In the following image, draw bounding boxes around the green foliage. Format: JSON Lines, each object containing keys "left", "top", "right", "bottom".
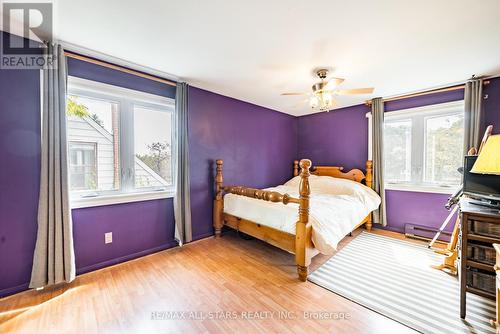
{"left": 385, "top": 116, "right": 463, "bottom": 184}
{"left": 385, "top": 121, "right": 411, "bottom": 182}
{"left": 67, "top": 96, "right": 89, "bottom": 118}
{"left": 424, "top": 116, "right": 463, "bottom": 183}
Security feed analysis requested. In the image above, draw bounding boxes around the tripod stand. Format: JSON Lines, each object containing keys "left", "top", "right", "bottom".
{"left": 429, "top": 191, "right": 461, "bottom": 275}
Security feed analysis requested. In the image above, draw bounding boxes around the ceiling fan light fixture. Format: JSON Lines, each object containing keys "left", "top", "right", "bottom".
{"left": 281, "top": 67, "right": 374, "bottom": 112}
{"left": 310, "top": 91, "right": 334, "bottom": 112}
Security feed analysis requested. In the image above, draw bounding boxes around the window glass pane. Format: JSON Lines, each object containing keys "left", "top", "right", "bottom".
{"left": 134, "top": 106, "right": 172, "bottom": 188}
{"left": 424, "top": 113, "right": 464, "bottom": 185}
{"left": 67, "top": 95, "right": 120, "bottom": 192}
{"left": 384, "top": 119, "right": 412, "bottom": 183}
{"left": 69, "top": 142, "right": 97, "bottom": 190}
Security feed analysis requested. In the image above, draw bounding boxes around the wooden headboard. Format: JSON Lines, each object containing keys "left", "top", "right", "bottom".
{"left": 293, "top": 160, "right": 373, "bottom": 188}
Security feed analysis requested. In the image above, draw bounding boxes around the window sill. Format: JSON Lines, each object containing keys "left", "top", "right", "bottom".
{"left": 71, "top": 190, "right": 175, "bottom": 209}
{"left": 385, "top": 183, "right": 458, "bottom": 195}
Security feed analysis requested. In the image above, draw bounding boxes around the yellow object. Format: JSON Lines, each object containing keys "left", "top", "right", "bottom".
{"left": 471, "top": 134, "right": 500, "bottom": 175}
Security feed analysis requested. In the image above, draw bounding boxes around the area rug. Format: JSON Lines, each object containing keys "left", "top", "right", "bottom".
{"left": 308, "top": 232, "right": 496, "bottom": 334}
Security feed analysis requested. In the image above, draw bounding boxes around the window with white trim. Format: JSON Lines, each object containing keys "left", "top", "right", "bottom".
{"left": 384, "top": 101, "right": 464, "bottom": 192}
{"left": 69, "top": 142, "right": 98, "bottom": 190}
{"left": 66, "top": 77, "right": 175, "bottom": 206}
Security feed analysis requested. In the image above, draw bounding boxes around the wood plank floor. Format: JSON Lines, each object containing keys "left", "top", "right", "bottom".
{"left": 0, "top": 228, "right": 421, "bottom": 333}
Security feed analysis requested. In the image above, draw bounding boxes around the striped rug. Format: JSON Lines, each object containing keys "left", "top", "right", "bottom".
{"left": 308, "top": 232, "right": 496, "bottom": 334}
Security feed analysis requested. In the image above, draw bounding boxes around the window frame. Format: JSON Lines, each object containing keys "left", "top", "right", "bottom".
{"left": 67, "top": 76, "right": 176, "bottom": 208}
{"left": 132, "top": 103, "right": 174, "bottom": 191}
{"left": 69, "top": 141, "right": 98, "bottom": 191}
{"left": 383, "top": 100, "right": 464, "bottom": 194}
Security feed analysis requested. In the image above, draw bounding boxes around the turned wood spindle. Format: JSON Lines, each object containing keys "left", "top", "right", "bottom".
{"left": 213, "top": 159, "right": 224, "bottom": 237}
{"left": 296, "top": 159, "right": 311, "bottom": 281}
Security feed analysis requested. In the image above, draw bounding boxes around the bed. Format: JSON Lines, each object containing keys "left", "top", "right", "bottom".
{"left": 213, "top": 159, "right": 381, "bottom": 281}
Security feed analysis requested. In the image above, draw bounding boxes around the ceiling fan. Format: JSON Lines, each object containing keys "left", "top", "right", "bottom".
{"left": 281, "top": 69, "right": 374, "bottom": 112}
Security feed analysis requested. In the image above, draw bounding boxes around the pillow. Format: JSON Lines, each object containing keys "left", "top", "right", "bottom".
{"left": 284, "top": 175, "right": 370, "bottom": 196}
{"left": 284, "top": 174, "right": 319, "bottom": 188}
{"left": 283, "top": 175, "right": 381, "bottom": 207}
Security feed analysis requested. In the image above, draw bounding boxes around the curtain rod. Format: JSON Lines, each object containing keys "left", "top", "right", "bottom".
{"left": 64, "top": 51, "right": 177, "bottom": 87}
{"left": 365, "top": 80, "right": 490, "bottom": 106}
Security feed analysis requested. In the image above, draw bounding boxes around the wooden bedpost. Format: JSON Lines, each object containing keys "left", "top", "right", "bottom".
{"left": 296, "top": 159, "right": 312, "bottom": 281}
{"left": 293, "top": 160, "right": 299, "bottom": 177}
{"left": 214, "top": 159, "right": 224, "bottom": 238}
{"left": 365, "top": 160, "right": 373, "bottom": 232}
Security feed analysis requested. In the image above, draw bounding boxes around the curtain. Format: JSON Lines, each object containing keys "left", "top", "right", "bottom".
{"left": 464, "top": 78, "right": 484, "bottom": 153}
{"left": 173, "top": 82, "right": 192, "bottom": 245}
{"left": 30, "top": 44, "right": 76, "bottom": 288}
{"left": 371, "top": 97, "right": 387, "bottom": 226}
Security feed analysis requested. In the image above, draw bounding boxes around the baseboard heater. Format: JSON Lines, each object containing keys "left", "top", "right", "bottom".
{"left": 404, "top": 223, "right": 451, "bottom": 244}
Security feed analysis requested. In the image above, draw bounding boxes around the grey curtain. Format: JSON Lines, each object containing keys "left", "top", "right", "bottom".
{"left": 371, "top": 97, "right": 387, "bottom": 226}
{"left": 464, "top": 78, "right": 484, "bottom": 153}
{"left": 30, "top": 44, "right": 76, "bottom": 288}
{"left": 173, "top": 82, "right": 192, "bottom": 245}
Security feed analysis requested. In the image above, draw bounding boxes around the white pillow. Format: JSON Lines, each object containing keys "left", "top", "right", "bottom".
{"left": 283, "top": 175, "right": 381, "bottom": 208}
{"left": 284, "top": 175, "right": 371, "bottom": 196}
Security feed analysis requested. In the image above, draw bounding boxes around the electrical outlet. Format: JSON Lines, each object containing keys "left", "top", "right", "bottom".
{"left": 105, "top": 232, "right": 113, "bottom": 244}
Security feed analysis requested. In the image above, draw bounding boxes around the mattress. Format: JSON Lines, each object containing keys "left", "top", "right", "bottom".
{"left": 223, "top": 175, "right": 381, "bottom": 255}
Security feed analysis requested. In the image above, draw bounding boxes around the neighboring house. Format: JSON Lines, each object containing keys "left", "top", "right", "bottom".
{"left": 67, "top": 115, "right": 167, "bottom": 191}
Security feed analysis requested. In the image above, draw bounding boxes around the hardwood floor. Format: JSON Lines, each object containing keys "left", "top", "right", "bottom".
{"left": 0, "top": 228, "right": 419, "bottom": 333}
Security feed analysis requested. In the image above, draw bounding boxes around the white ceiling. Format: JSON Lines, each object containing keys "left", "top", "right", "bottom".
{"left": 29, "top": 1, "right": 500, "bottom": 115}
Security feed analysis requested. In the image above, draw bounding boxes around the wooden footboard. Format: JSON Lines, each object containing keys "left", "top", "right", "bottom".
{"left": 213, "top": 159, "right": 374, "bottom": 281}
{"left": 213, "top": 159, "right": 314, "bottom": 281}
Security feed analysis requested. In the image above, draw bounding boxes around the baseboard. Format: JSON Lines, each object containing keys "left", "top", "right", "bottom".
{"left": 191, "top": 231, "right": 214, "bottom": 241}
{"left": 374, "top": 225, "right": 404, "bottom": 234}
{"left": 0, "top": 282, "right": 30, "bottom": 299}
{"left": 76, "top": 240, "right": 178, "bottom": 275}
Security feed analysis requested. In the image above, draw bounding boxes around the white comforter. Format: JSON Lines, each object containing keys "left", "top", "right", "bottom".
{"left": 223, "top": 175, "right": 381, "bottom": 255}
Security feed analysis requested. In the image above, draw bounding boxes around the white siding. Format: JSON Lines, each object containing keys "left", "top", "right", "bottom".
{"left": 67, "top": 116, "right": 116, "bottom": 191}
{"left": 67, "top": 115, "right": 167, "bottom": 191}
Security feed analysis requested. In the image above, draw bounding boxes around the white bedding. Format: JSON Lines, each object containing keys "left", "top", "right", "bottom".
{"left": 223, "top": 175, "right": 381, "bottom": 255}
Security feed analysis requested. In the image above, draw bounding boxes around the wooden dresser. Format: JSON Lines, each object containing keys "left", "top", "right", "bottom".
{"left": 492, "top": 244, "right": 500, "bottom": 332}
{"left": 460, "top": 198, "right": 500, "bottom": 319}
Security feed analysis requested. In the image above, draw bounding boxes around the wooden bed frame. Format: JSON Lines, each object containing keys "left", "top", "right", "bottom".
{"left": 213, "top": 159, "right": 374, "bottom": 281}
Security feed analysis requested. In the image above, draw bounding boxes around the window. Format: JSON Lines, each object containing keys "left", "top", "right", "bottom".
{"left": 383, "top": 101, "right": 464, "bottom": 192}
{"left": 67, "top": 77, "right": 175, "bottom": 207}
{"left": 134, "top": 105, "right": 173, "bottom": 189}
{"left": 69, "top": 142, "right": 97, "bottom": 190}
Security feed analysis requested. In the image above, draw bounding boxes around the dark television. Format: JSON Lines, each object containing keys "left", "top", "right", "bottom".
{"left": 463, "top": 155, "right": 500, "bottom": 202}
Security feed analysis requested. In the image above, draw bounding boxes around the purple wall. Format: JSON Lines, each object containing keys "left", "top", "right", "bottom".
{"left": 67, "top": 56, "right": 176, "bottom": 98}
{"left": 0, "top": 66, "right": 41, "bottom": 297}
{"left": 298, "top": 77, "right": 500, "bottom": 233}
{"left": 0, "top": 33, "right": 298, "bottom": 297}
{"left": 188, "top": 87, "right": 298, "bottom": 239}
{"left": 485, "top": 78, "right": 500, "bottom": 129}
{"left": 0, "top": 42, "right": 180, "bottom": 297}
{"left": 298, "top": 104, "right": 370, "bottom": 171}
{"left": 1, "top": 29, "right": 498, "bottom": 297}
{"left": 73, "top": 199, "right": 176, "bottom": 274}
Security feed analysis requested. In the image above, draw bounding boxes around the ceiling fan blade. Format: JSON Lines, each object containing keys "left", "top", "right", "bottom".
{"left": 323, "top": 77, "right": 345, "bottom": 91}
{"left": 335, "top": 88, "right": 374, "bottom": 95}
{"left": 281, "top": 92, "right": 307, "bottom": 96}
